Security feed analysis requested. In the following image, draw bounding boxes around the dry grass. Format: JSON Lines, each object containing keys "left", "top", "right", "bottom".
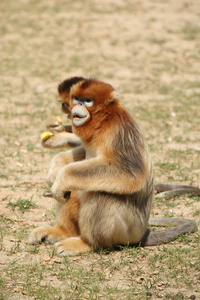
{"left": 0, "top": 0, "right": 200, "bottom": 299}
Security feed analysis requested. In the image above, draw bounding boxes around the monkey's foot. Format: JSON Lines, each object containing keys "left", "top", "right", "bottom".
{"left": 28, "top": 225, "right": 68, "bottom": 245}
{"left": 55, "top": 237, "right": 91, "bottom": 256}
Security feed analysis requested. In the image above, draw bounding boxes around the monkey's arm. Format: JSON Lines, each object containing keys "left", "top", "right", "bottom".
{"left": 51, "top": 157, "right": 146, "bottom": 202}
{"left": 42, "top": 132, "right": 81, "bottom": 149}
{"left": 42, "top": 119, "right": 81, "bottom": 149}
{"left": 42, "top": 118, "right": 81, "bottom": 149}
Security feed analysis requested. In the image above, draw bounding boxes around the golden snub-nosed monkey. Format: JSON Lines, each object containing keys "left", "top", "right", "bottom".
{"left": 29, "top": 77, "right": 199, "bottom": 256}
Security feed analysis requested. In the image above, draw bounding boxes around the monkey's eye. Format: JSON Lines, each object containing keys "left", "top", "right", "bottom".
{"left": 84, "top": 98, "right": 94, "bottom": 107}
{"left": 73, "top": 96, "right": 79, "bottom": 105}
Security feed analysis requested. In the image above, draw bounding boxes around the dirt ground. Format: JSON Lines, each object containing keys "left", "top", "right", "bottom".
{"left": 0, "top": 0, "right": 200, "bottom": 299}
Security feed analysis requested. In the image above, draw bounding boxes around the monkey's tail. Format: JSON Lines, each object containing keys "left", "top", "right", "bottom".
{"left": 140, "top": 217, "right": 198, "bottom": 247}
{"left": 154, "top": 184, "right": 200, "bottom": 198}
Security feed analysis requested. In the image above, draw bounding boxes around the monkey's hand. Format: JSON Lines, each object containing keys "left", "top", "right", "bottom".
{"left": 42, "top": 115, "right": 80, "bottom": 149}
{"left": 46, "top": 151, "right": 70, "bottom": 187}
{"left": 46, "top": 122, "right": 72, "bottom": 134}
{"left": 45, "top": 116, "right": 72, "bottom": 133}
{"left": 46, "top": 146, "right": 86, "bottom": 187}
{"left": 51, "top": 164, "right": 75, "bottom": 203}
{"left": 51, "top": 175, "right": 71, "bottom": 203}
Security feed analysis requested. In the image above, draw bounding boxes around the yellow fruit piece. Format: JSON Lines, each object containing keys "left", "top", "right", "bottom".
{"left": 40, "top": 131, "right": 54, "bottom": 141}
{"left": 55, "top": 115, "right": 62, "bottom": 123}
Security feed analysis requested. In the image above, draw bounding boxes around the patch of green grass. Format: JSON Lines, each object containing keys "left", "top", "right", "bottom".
{"left": 155, "top": 162, "right": 180, "bottom": 171}
{"left": 7, "top": 198, "right": 37, "bottom": 213}
{"left": 0, "top": 216, "right": 15, "bottom": 240}
{"left": 0, "top": 173, "right": 8, "bottom": 179}
{"left": 177, "top": 232, "right": 200, "bottom": 245}
{"left": 188, "top": 194, "right": 200, "bottom": 202}
{"left": 0, "top": 277, "right": 7, "bottom": 300}
{"left": 193, "top": 209, "right": 200, "bottom": 217}
{"left": 182, "top": 23, "right": 200, "bottom": 40}
{"left": 27, "top": 141, "right": 36, "bottom": 152}
{"left": 158, "top": 84, "right": 172, "bottom": 95}
{"left": 24, "top": 244, "right": 40, "bottom": 254}
{"left": 1, "top": 242, "right": 199, "bottom": 299}
{"left": 10, "top": 240, "right": 22, "bottom": 254}
{"left": 148, "top": 38, "right": 166, "bottom": 45}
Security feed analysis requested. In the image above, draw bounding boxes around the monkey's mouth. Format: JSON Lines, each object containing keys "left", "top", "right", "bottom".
{"left": 72, "top": 110, "right": 90, "bottom": 127}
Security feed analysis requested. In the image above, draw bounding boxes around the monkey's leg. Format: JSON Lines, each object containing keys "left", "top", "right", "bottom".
{"left": 155, "top": 184, "right": 200, "bottom": 199}
{"left": 28, "top": 225, "right": 71, "bottom": 245}
{"left": 28, "top": 192, "right": 79, "bottom": 245}
{"left": 55, "top": 237, "right": 91, "bottom": 256}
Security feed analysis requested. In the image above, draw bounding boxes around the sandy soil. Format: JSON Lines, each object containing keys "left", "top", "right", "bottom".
{"left": 0, "top": 0, "right": 199, "bottom": 299}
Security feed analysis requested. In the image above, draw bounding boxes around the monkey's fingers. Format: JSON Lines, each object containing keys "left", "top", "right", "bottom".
{"left": 45, "top": 115, "right": 64, "bottom": 132}
{"left": 46, "top": 122, "right": 72, "bottom": 133}
{"left": 46, "top": 121, "right": 65, "bottom": 133}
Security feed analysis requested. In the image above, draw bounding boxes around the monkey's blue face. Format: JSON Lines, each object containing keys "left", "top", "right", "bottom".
{"left": 72, "top": 96, "right": 94, "bottom": 108}
{"left": 69, "top": 78, "right": 116, "bottom": 129}
{"left": 71, "top": 96, "right": 93, "bottom": 127}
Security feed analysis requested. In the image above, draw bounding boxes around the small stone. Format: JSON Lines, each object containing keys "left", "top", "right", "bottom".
{"left": 53, "top": 258, "right": 62, "bottom": 264}
{"left": 150, "top": 285, "right": 156, "bottom": 289}
{"left": 22, "top": 291, "right": 28, "bottom": 295}
{"left": 189, "top": 296, "right": 196, "bottom": 300}
{"left": 175, "top": 293, "right": 184, "bottom": 299}
{"left": 35, "top": 85, "right": 45, "bottom": 94}
{"left": 135, "top": 277, "right": 144, "bottom": 284}
{"left": 157, "top": 282, "right": 163, "bottom": 287}
{"left": 16, "top": 162, "right": 23, "bottom": 168}
{"left": 166, "top": 121, "right": 173, "bottom": 126}
{"left": 43, "top": 256, "right": 50, "bottom": 262}
{"left": 12, "top": 227, "right": 20, "bottom": 232}
{"left": 40, "top": 280, "right": 46, "bottom": 287}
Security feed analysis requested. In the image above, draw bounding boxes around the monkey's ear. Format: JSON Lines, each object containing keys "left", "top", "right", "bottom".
{"left": 58, "top": 77, "right": 85, "bottom": 95}
{"left": 109, "top": 90, "right": 120, "bottom": 103}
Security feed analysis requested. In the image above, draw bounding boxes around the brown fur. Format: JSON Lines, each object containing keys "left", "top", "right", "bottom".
{"left": 29, "top": 77, "right": 198, "bottom": 255}
{"left": 28, "top": 191, "right": 79, "bottom": 244}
